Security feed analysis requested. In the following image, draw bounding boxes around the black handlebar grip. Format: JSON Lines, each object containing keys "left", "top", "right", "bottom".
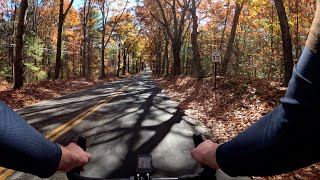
{"left": 67, "top": 136, "right": 87, "bottom": 180}
{"left": 193, "top": 133, "right": 204, "bottom": 148}
{"left": 192, "top": 133, "right": 217, "bottom": 180}
{"left": 77, "top": 136, "right": 87, "bottom": 151}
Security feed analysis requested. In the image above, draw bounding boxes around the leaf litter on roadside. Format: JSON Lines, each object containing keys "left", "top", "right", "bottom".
{"left": 153, "top": 75, "right": 320, "bottom": 180}
{"left": 0, "top": 77, "right": 120, "bottom": 109}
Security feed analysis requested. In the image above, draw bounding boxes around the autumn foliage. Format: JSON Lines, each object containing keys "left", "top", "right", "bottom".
{"left": 0, "top": 0, "right": 319, "bottom": 179}
{"left": 154, "top": 76, "right": 320, "bottom": 180}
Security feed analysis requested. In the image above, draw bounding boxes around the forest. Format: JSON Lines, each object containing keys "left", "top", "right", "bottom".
{"left": 0, "top": 0, "right": 319, "bottom": 179}
{"left": 0, "top": 0, "right": 316, "bottom": 89}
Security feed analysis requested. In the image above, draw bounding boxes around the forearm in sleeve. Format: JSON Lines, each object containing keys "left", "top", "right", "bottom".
{"left": 0, "top": 101, "right": 62, "bottom": 178}
{"left": 216, "top": 47, "right": 320, "bottom": 177}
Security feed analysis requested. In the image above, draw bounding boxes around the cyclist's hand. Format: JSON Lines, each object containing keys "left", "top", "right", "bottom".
{"left": 191, "top": 139, "right": 220, "bottom": 169}
{"left": 57, "top": 143, "right": 91, "bottom": 172}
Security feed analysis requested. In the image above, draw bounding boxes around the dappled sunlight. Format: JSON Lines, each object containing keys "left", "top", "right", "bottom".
{"left": 77, "top": 75, "right": 202, "bottom": 179}
{"left": 2, "top": 0, "right": 316, "bottom": 179}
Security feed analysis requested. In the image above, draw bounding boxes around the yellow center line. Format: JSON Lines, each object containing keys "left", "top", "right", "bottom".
{"left": 0, "top": 84, "right": 131, "bottom": 180}
{"left": 45, "top": 85, "right": 129, "bottom": 140}
{"left": 49, "top": 85, "right": 130, "bottom": 142}
{"left": 0, "top": 170, "right": 14, "bottom": 180}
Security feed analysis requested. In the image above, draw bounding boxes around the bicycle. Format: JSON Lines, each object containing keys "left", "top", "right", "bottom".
{"left": 66, "top": 133, "right": 217, "bottom": 180}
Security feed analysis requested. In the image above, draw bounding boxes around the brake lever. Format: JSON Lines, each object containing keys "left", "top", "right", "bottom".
{"left": 192, "top": 133, "right": 217, "bottom": 180}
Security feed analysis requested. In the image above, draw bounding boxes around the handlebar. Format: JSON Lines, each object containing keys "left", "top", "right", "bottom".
{"left": 67, "top": 174, "right": 207, "bottom": 180}
{"left": 66, "top": 133, "right": 217, "bottom": 180}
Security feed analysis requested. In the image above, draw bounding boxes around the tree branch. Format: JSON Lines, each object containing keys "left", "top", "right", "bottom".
{"left": 104, "top": 0, "right": 129, "bottom": 47}
{"left": 178, "top": 0, "right": 190, "bottom": 38}
{"left": 149, "top": 11, "right": 166, "bottom": 27}
{"left": 62, "top": 0, "right": 74, "bottom": 20}
{"left": 164, "top": 0, "right": 174, "bottom": 9}
{"left": 182, "top": 16, "right": 191, "bottom": 42}
{"left": 154, "top": 0, "right": 173, "bottom": 40}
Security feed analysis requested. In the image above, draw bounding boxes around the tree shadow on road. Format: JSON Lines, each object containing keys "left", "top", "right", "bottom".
{"left": 82, "top": 85, "right": 191, "bottom": 178}
{"left": 106, "top": 106, "right": 185, "bottom": 178}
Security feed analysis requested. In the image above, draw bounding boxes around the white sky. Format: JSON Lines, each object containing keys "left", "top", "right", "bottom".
{"left": 72, "top": 0, "right": 136, "bottom": 11}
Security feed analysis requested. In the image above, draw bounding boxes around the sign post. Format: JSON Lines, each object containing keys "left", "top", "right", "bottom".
{"left": 212, "top": 49, "right": 221, "bottom": 90}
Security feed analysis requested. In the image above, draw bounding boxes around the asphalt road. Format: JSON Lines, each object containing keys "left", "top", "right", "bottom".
{"left": 4, "top": 68, "right": 250, "bottom": 180}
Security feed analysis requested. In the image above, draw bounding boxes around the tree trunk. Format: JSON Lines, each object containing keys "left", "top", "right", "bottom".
{"left": 139, "top": 57, "right": 142, "bottom": 73}
{"left": 72, "top": 55, "right": 76, "bottom": 77}
{"left": 153, "top": 0, "right": 189, "bottom": 76}
{"left": 10, "top": 3, "right": 17, "bottom": 83}
{"left": 156, "top": 35, "right": 162, "bottom": 75}
{"left": 127, "top": 53, "right": 130, "bottom": 74}
{"left": 55, "top": 7, "right": 63, "bottom": 79}
{"left": 220, "top": 0, "right": 230, "bottom": 52}
{"left": 82, "top": 0, "right": 91, "bottom": 77}
{"left": 306, "top": 0, "right": 320, "bottom": 53}
{"left": 191, "top": 0, "right": 203, "bottom": 79}
{"left": 55, "top": 0, "right": 74, "bottom": 79}
{"left": 48, "top": 41, "right": 52, "bottom": 79}
{"left": 82, "top": 33, "right": 87, "bottom": 76}
{"left": 181, "top": 43, "right": 186, "bottom": 74}
{"left": 161, "top": 48, "right": 166, "bottom": 75}
{"left": 268, "top": 4, "right": 274, "bottom": 80}
{"left": 274, "top": 0, "right": 294, "bottom": 86}
{"left": 171, "top": 40, "right": 181, "bottom": 75}
{"left": 101, "top": 11, "right": 106, "bottom": 78}
{"left": 162, "top": 30, "right": 168, "bottom": 75}
{"left": 117, "top": 44, "right": 121, "bottom": 76}
{"left": 164, "top": 31, "right": 169, "bottom": 76}
{"left": 101, "top": 33, "right": 106, "bottom": 77}
{"left": 82, "top": 2, "right": 87, "bottom": 77}
{"left": 99, "top": 0, "right": 128, "bottom": 77}
{"left": 9, "top": 46, "right": 14, "bottom": 82}
{"left": 47, "top": 2, "right": 54, "bottom": 80}
{"left": 295, "top": 0, "right": 299, "bottom": 62}
{"left": 221, "top": 1, "right": 244, "bottom": 76}
{"left": 14, "top": 0, "right": 28, "bottom": 90}
{"left": 122, "top": 48, "right": 126, "bottom": 75}
{"left": 87, "top": 41, "right": 92, "bottom": 77}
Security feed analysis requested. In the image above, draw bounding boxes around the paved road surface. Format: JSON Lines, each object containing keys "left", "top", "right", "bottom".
{"left": 4, "top": 68, "right": 251, "bottom": 180}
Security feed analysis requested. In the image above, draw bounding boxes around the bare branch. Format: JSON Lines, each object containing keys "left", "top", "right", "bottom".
{"left": 105, "top": 6, "right": 110, "bottom": 24}
{"left": 149, "top": 11, "right": 166, "bottom": 27}
{"left": 104, "top": 0, "right": 129, "bottom": 47}
{"left": 164, "top": 0, "right": 174, "bottom": 8}
{"left": 178, "top": 0, "right": 190, "bottom": 38}
{"left": 154, "top": 0, "right": 173, "bottom": 40}
{"left": 176, "top": 0, "right": 183, "bottom": 8}
{"left": 182, "top": 16, "right": 191, "bottom": 42}
{"left": 62, "top": 0, "right": 74, "bottom": 20}
{"left": 84, "top": 0, "right": 92, "bottom": 25}
{"left": 196, "top": 0, "right": 202, "bottom": 8}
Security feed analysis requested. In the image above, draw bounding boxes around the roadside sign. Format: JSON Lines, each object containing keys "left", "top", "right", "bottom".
{"left": 212, "top": 49, "right": 221, "bottom": 63}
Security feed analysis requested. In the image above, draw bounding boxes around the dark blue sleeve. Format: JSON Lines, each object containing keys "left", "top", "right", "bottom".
{"left": 0, "top": 101, "right": 62, "bottom": 178}
{"left": 216, "top": 47, "right": 320, "bottom": 177}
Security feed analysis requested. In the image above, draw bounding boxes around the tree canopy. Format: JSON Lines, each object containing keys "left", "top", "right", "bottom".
{"left": 0, "top": 0, "right": 316, "bottom": 88}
